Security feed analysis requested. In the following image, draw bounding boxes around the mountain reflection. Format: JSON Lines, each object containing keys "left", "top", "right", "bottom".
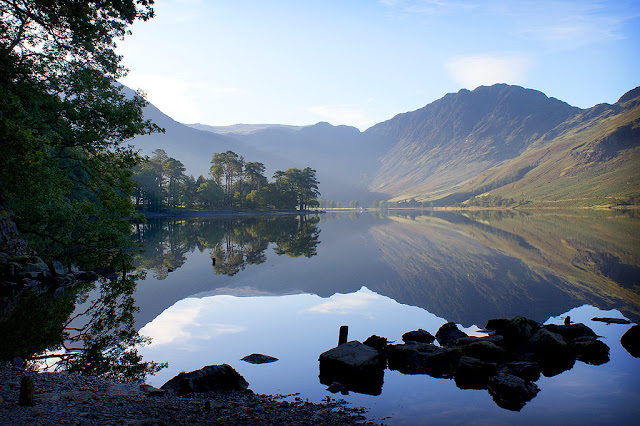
{"left": 133, "top": 215, "right": 320, "bottom": 277}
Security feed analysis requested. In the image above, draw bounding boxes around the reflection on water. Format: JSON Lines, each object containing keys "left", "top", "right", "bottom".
{"left": 132, "top": 210, "right": 639, "bottom": 422}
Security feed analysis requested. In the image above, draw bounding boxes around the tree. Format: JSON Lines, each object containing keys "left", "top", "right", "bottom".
{"left": 0, "top": 0, "right": 160, "bottom": 264}
{"left": 349, "top": 200, "right": 360, "bottom": 208}
{"left": 210, "top": 151, "right": 243, "bottom": 207}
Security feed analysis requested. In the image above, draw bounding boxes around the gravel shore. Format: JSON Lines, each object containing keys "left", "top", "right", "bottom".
{"left": 0, "top": 364, "right": 377, "bottom": 425}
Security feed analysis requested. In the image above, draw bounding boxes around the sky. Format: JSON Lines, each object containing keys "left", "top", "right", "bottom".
{"left": 117, "top": 0, "right": 640, "bottom": 131}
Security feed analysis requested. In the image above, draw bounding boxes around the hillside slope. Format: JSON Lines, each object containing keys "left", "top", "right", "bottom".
{"left": 366, "top": 84, "right": 581, "bottom": 201}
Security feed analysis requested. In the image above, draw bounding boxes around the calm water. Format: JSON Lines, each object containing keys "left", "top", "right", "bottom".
{"left": 132, "top": 210, "right": 640, "bottom": 424}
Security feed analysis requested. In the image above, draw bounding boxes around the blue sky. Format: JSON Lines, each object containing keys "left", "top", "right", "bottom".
{"left": 117, "top": 0, "right": 640, "bottom": 130}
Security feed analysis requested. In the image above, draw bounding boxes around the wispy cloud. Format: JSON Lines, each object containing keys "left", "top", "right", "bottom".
{"left": 445, "top": 53, "right": 531, "bottom": 89}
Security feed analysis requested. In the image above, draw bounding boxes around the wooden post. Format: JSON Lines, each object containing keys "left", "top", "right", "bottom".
{"left": 338, "top": 325, "right": 348, "bottom": 345}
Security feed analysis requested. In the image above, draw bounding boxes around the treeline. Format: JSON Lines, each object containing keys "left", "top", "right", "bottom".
{"left": 132, "top": 150, "right": 320, "bottom": 211}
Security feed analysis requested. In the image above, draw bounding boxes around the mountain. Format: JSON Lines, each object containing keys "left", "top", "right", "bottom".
{"left": 187, "top": 121, "right": 390, "bottom": 202}
{"left": 366, "top": 84, "right": 640, "bottom": 206}
{"left": 129, "top": 83, "right": 640, "bottom": 207}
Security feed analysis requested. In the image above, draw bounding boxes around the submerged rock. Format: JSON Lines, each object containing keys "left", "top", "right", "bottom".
{"left": 241, "top": 354, "right": 278, "bottom": 364}
{"left": 543, "top": 323, "right": 598, "bottom": 342}
{"left": 161, "top": 364, "right": 249, "bottom": 396}
{"left": 573, "top": 337, "right": 610, "bottom": 365}
{"left": 363, "top": 335, "right": 388, "bottom": 351}
{"left": 454, "top": 356, "right": 498, "bottom": 390}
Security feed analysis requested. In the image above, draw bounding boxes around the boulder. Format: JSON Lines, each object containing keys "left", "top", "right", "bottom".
{"left": 240, "top": 354, "right": 278, "bottom": 364}
{"left": 451, "top": 336, "right": 483, "bottom": 346}
{"left": 319, "top": 341, "right": 385, "bottom": 396}
{"left": 530, "top": 328, "right": 568, "bottom": 356}
{"left": 460, "top": 340, "right": 508, "bottom": 362}
{"left": 454, "top": 356, "right": 498, "bottom": 390}
{"left": 363, "top": 335, "right": 388, "bottom": 351}
{"left": 436, "top": 322, "right": 467, "bottom": 347}
{"left": 387, "top": 342, "right": 460, "bottom": 378}
{"left": 161, "top": 364, "right": 249, "bottom": 396}
{"left": 620, "top": 325, "right": 640, "bottom": 358}
{"left": 402, "top": 329, "right": 435, "bottom": 344}
{"left": 50, "top": 260, "right": 68, "bottom": 276}
{"left": 501, "top": 316, "right": 540, "bottom": 344}
{"left": 488, "top": 372, "right": 540, "bottom": 411}
{"left": 543, "top": 323, "right": 597, "bottom": 342}
{"left": 572, "top": 337, "right": 609, "bottom": 365}
{"left": 485, "top": 318, "right": 510, "bottom": 334}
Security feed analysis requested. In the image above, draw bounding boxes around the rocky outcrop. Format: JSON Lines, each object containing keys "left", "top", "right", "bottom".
{"left": 161, "top": 364, "right": 249, "bottom": 396}
{"left": 318, "top": 341, "right": 385, "bottom": 395}
{"left": 402, "top": 329, "right": 435, "bottom": 344}
{"left": 319, "top": 316, "right": 610, "bottom": 411}
{"left": 621, "top": 325, "right": 640, "bottom": 357}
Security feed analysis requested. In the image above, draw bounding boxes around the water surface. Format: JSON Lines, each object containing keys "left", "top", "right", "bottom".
{"left": 133, "top": 210, "right": 640, "bottom": 424}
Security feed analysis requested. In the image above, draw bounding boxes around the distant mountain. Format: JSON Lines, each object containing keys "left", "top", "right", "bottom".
{"left": 128, "top": 83, "right": 640, "bottom": 206}
{"left": 186, "top": 121, "right": 390, "bottom": 202}
{"left": 366, "top": 84, "right": 640, "bottom": 206}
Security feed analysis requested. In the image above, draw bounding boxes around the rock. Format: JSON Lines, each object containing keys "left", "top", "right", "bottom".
{"left": 460, "top": 341, "right": 508, "bottom": 362}
{"left": 620, "top": 325, "right": 640, "bottom": 358}
{"left": 435, "top": 322, "right": 467, "bottom": 347}
{"left": 454, "top": 356, "right": 498, "bottom": 390}
{"left": 319, "top": 341, "right": 385, "bottom": 396}
{"left": 53, "top": 286, "right": 66, "bottom": 299}
{"left": 387, "top": 342, "right": 460, "bottom": 378}
{"left": 241, "top": 354, "right": 278, "bottom": 364}
{"left": 160, "top": 364, "right": 249, "bottom": 396}
{"left": 19, "top": 375, "right": 35, "bottom": 406}
{"left": 502, "top": 361, "right": 541, "bottom": 382}
{"left": 488, "top": 372, "right": 539, "bottom": 411}
{"left": 363, "top": 335, "right": 388, "bottom": 351}
{"left": 402, "top": 329, "right": 435, "bottom": 344}
{"left": 543, "top": 323, "right": 598, "bottom": 342}
{"left": 50, "top": 260, "right": 68, "bottom": 276}
{"left": 485, "top": 318, "right": 510, "bottom": 334}
{"left": 530, "top": 328, "right": 568, "bottom": 356}
{"left": 573, "top": 337, "right": 609, "bottom": 365}
{"left": 501, "top": 316, "right": 540, "bottom": 344}
{"left": 591, "top": 317, "right": 631, "bottom": 325}
{"left": 451, "top": 336, "right": 483, "bottom": 346}
{"left": 76, "top": 271, "right": 99, "bottom": 281}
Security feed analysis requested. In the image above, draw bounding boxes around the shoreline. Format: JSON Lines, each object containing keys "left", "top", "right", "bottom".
{"left": 0, "top": 363, "right": 376, "bottom": 425}
{"left": 138, "top": 209, "right": 323, "bottom": 219}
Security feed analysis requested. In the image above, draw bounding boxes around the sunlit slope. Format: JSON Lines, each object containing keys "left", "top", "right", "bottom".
{"left": 369, "top": 212, "right": 640, "bottom": 326}
{"left": 366, "top": 84, "right": 579, "bottom": 201}
{"left": 368, "top": 85, "right": 639, "bottom": 206}
{"left": 461, "top": 89, "right": 640, "bottom": 207}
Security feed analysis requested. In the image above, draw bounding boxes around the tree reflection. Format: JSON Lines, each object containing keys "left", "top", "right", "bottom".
{"left": 133, "top": 215, "right": 321, "bottom": 277}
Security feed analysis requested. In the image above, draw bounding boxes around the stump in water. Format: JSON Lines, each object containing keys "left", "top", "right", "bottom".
{"left": 19, "top": 376, "right": 34, "bottom": 406}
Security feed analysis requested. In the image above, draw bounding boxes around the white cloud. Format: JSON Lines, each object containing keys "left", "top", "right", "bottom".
{"left": 445, "top": 53, "right": 531, "bottom": 89}
{"left": 307, "top": 291, "right": 382, "bottom": 315}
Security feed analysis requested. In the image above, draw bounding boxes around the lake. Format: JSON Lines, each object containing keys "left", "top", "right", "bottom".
{"left": 131, "top": 210, "right": 640, "bottom": 424}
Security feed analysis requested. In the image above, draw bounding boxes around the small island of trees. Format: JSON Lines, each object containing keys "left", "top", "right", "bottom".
{"left": 132, "top": 150, "right": 320, "bottom": 212}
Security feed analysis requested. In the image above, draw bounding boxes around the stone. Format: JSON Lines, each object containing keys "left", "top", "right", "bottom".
{"left": 502, "top": 316, "right": 540, "bottom": 344}
{"left": 435, "top": 322, "right": 467, "bottom": 347}
{"left": 387, "top": 342, "right": 460, "bottom": 378}
{"left": 319, "top": 341, "right": 385, "bottom": 396}
{"left": 241, "top": 354, "right": 278, "bottom": 364}
{"left": 160, "top": 364, "right": 249, "bottom": 396}
{"left": 530, "top": 328, "right": 568, "bottom": 356}
{"left": 543, "top": 323, "right": 598, "bottom": 342}
{"left": 363, "top": 335, "right": 388, "bottom": 351}
{"left": 488, "top": 372, "right": 540, "bottom": 411}
{"left": 460, "top": 341, "right": 508, "bottom": 362}
{"left": 620, "top": 325, "right": 640, "bottom": 358}
{"left": 454, "top": 356, "right": 498, "bottom": 390}
{"left": 326, "top": 382, "right": 345, "bottom": 393}
{"left": 485, "top": 318, "right": 510, "bottom": 333}
{"left": 573, "top": 337, "right": 609, "bottom": 365}
{"left": 52, "top": 286, "right": 66, "bottom": 299}
{"left": 50, "top": 260, "right": 68, "bottom": 276}
{"left": 451, "top": 336, "right": 483, "bottom": 346}
{"left": 402, "top": 329, "right": 435, "bottom": 344}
